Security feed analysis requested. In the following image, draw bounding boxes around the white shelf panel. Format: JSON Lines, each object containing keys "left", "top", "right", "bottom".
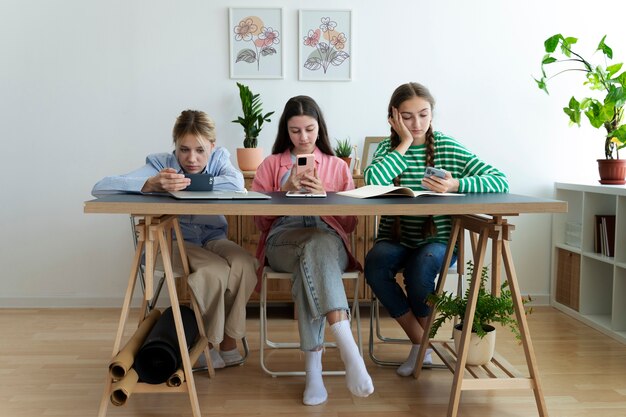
{"left": 582, "top": 251, "right": 615, "bottom": 264}
{"left": 553, "top": 183, "right": 625, "bottom": 345}
{"left": 554, "top": 243, "right": 581, "bottom": 254}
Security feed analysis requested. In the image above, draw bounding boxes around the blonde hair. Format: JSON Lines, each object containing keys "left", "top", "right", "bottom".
{"left": 172, "top": 110, "right": 216, "bottom": 145}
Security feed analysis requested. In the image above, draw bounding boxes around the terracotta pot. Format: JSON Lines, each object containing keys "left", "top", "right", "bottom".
{"left": 453, "top": 323, "right": 496, "bottom": 366}
{"left": 237, "top": 147, "right": 264, "bottom": 172}
{"left": 339, "top": 157, "right": 352, "bottom": 169}
{"left": 597, "top": 159, "right": 626, "bottom": 185}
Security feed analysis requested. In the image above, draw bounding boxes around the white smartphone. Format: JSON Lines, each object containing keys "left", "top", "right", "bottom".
{"left": 295, "top": 154, "right": 315, "bottom": 175}
{"left": 424, "top": 167, "right": 447, "bottom": 179}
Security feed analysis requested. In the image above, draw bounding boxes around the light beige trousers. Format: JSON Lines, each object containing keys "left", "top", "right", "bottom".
{"left": 169, "top": 239, "right": 257, "bottom": 346}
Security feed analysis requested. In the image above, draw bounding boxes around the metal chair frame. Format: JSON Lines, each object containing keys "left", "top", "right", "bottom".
{"left": 368, "top": 263, "right": 463, "bottom": 368}
{"left": 259, "top": 268, "right": 363, "bottom": 377}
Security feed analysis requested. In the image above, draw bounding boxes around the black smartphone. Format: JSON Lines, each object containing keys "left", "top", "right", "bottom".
{"left": 184, "top": 174, "right": 214, "bottom": 191}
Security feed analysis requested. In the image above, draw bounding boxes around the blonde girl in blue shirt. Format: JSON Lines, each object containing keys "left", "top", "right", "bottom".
{"left": 92, "top": 110, "right": 257, "bottom": 369}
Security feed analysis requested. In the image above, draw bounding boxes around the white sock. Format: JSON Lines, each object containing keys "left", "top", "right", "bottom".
{"left": 397, "top": 344, "right": 433, "bottom": 377}
{"left": 303, "top": 350, "right": 327, "bottom": 406}
{"left": 330, "top": 320, "right": 374, "bottom": 397}
{"left": 209, "top": 347, "right": 225, "bottom": 369}
{"left": 219, "top": 347, "right": 243, "bottom": 365}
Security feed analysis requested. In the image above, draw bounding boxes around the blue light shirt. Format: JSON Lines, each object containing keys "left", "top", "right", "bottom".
{"left": 91, "top": 147, "right": 244, "bottom": 245}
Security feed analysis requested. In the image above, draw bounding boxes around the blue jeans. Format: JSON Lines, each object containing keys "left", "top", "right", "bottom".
{"left": 265, "top": 226, "right": 349, "bottom": 351}
{"left": 364, "top": 240, "right": 456, "bottom": 318}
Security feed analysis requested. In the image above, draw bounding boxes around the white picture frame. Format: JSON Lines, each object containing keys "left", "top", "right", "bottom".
{"left": 298, "top": 9, "right": 352, "bottom": 81}
{"left": 229, "top": 7, "right": 284, "bottom": 79}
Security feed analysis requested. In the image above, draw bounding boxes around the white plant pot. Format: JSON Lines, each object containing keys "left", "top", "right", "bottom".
{"left": 453, "top": 324, "right": 496, "bottom": 366}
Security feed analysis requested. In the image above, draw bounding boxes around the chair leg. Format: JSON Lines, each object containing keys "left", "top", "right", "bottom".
{"left": 368, "top": 296, "right": 411, "bottom": 367}
{"left": 260, "top": 270, "right": 363, "bottom": 377}
{"left": 368, "top": 296, "right": 447, "bottom": 369}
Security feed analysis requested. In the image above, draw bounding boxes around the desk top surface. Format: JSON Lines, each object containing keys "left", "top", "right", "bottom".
{"left": 84, "top": 192, "right": 567, "bottom": 216}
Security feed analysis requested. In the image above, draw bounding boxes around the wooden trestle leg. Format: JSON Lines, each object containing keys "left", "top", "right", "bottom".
{"left": 413, "top": 215, "right": 548, "bottom": 417}
{"left": 98, "top": 215, "right": 211, "bottom": 417}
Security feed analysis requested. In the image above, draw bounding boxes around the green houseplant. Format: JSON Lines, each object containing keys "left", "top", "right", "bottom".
{"left": 427, "top": 261, "right": 531, "bottom": 365}
{"left": 333, "top": 137, "right": 353, "bottom": 169}
{"left": 333, "top": 137, "right": 353, "bottom": 157}
{"left": 231, "top": 82, "right": 274, "bottom": 171}
{"left": 535, "top": 34, "right": 626, "bottom": 184}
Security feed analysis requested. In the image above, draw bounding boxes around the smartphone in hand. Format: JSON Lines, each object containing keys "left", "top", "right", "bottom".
{"left": 295, "top": 154, "right": 315, "bottom": 175}
{"left": 424, "top": 167, "right": 446, "bottom": 179}
{"left": 184, "top": 174, "right": 214, "bottom": 191}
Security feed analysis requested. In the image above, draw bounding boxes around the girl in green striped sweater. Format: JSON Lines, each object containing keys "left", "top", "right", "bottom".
{"left": 364, "top": 82, "right": 508, "bottom": 376}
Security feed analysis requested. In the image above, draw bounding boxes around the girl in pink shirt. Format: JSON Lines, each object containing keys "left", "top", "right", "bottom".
{"left": 252, "top": 96, "right": 373, "bottom": 405}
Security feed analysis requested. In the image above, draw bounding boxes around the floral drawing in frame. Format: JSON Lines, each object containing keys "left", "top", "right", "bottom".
{"left": 299, "top": 9, "right": 352, "bottom": 81}
{"left": 229, "top": 7, "right": 284, "bottom": 79}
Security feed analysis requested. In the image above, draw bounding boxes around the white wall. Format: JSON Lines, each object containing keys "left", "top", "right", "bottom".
{"left": 2, "top": 0, "right": 625, "bottom": 306}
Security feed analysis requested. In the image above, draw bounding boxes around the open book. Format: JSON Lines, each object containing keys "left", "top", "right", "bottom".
{"left": 337, "top": 185, "right": 463, "bottom": 199}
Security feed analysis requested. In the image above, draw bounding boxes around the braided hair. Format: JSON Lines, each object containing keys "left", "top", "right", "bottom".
{"left": 388, "top": 83, "right": 437, "bottom": 240}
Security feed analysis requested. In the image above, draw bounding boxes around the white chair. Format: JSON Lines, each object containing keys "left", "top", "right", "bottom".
{"left": 259, "top": 266, "right": 363, "bottom": 377}
{"left": 368, "top": 262, "right": 462, "bottom": 367}
{"left": 130, "top": 215, "right": 249, "bottom": 369}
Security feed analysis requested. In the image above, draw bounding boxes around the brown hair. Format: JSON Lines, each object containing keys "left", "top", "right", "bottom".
{"left": 172, "top": 110, "right": 216, "bottom": 145}
{"left": 271, "top": 96, "right": 334, "bottom": 155}
{"left": 388, "top": 83, "right": 437, "bottom": 240}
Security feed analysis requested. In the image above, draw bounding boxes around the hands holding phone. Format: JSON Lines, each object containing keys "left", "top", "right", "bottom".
{"left": 421, "top": 167, "right": 460, "bottom": 193}
{"left": 142, "top": 168, "right": 191, "bottom": 192}
{"left": 281, "top": 154, "right": 324, "bottom": 194}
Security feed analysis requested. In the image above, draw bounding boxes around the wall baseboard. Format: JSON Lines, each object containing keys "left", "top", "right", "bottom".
{"left": 0, "top": 297, "right": 144, "bottom": 308}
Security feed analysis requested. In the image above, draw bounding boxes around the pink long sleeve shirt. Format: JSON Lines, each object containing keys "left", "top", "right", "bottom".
{"left": 250, "top": 147, "right": 361, "bottom": 291}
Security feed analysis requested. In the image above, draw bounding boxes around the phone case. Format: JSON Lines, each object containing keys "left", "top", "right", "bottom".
{"left": 295, "top": 154, "right": 315, "bottom": 175}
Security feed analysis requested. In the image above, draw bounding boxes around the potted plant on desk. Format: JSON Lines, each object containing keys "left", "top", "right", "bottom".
{"left": 232, "top": 82, "right": 274, "bottom": 171}
{"left": 333, "top": 137, "right": 353, "bottom": 169}
{"left": 534, "top": 34, "right": 626, "bottom": 184}
{"left": 427, "top": 261, "right": 532, "bottom": 365}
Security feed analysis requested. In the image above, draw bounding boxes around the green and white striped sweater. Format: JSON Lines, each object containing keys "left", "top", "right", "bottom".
{"left": 364, "top": 132, "right": 509, "bottom": 247}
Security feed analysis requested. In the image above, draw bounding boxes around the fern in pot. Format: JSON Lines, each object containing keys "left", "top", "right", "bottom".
{"left": 427, "top": 261, "right": 531, "bottom": 365}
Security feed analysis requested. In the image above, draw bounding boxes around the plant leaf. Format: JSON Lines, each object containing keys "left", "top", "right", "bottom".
{"left": 608, "top": 125, "right": 626, "bottom": 145}
{"left": 235, "top": 49, "right": 257, "bottom": 63}
{"left": 597, "top": 35, "right": 613, "bottom": 59}
{"left": 544, "top": 34, "right": 561, "bottom": 53}
{"left": 304, "top": 57, "right": 322, "bottom": 71}
{"left": 534, "top": 77, "right": 549, "bottom": 94}
{"left": 607, "top": 63, "right": 622, "bottom": 79}
{"left": 260, "top": 47, "right": 277, "bottom": 56}
{"left": 542, "top": 55, "right": 557, "bottom": 65}
{"left": 564, "top": 96, "right": 581, "bottom": 126}
{"left": 561, "top": 36, "right": 578, "bottom": 57}
{"left": 330, "top": 50, "right": 350, "bottom": 66}
{"left": 606, "top": 86, "right": 626, "bottom": 108}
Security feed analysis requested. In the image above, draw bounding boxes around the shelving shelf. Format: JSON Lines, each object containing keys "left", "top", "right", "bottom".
{"left": 551, "top": 182, "right": 626, "bottom": 344}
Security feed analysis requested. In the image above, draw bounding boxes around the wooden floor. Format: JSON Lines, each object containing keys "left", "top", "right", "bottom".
{"left": 1, "top": 306, "right": 625, "bottom": 417}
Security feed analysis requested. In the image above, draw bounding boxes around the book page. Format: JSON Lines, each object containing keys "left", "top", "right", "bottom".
{"left": 337, "top": 185, "right": 463, "bottom": 198}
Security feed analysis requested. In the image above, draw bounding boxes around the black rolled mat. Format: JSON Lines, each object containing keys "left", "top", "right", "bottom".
{"left": 134, "top": 305, "right": 199, "bottom": 384}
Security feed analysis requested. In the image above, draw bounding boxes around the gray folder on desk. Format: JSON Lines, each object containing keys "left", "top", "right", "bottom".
{"left": 168, "top": 190, "right": 271, "bottom": 200}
